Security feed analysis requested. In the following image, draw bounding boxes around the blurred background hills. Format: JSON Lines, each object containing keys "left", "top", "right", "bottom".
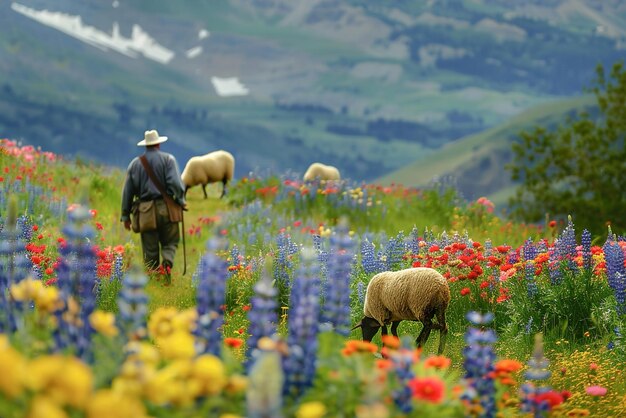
{"left": 2, "top": 0, "right": 624, "bottom": 204}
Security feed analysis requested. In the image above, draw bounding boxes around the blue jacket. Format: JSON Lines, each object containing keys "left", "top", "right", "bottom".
{"left": 120, "top": 147, "right": 185, "bottom": 222}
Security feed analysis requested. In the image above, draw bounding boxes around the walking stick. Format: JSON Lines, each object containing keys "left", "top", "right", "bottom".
{"left": 181, "top": 209, "right": 187, "bottom": 276}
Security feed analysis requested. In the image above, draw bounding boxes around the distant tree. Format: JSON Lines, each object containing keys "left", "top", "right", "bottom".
{"left": 507, "top": 61, "right": 626, "bottom": 236}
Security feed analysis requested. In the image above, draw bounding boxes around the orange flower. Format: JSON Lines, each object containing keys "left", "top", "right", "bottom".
{"left": 408, "top": 377, "right": 445, "bottom": 403}
{"left": 376, "top": 359, "right": 393, "bottom": 370}
{"left": 424, "top": 355, "right": 451, "bottom": 370}
{"left": 342, "top": 340, "right": 378, "bottom": 356}
{"left": 381, "top": 335, "right": 400, "bottom": 349}
{"left": 224, "top": 338, "right": 243, "bottom": 348}
{"left": 495, "top": 359, "right": 523, "bottom": 373}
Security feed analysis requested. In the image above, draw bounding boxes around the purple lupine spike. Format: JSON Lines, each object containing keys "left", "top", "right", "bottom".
{"left": 520, "top": 334, "right": 553, "bottom": 417}
{"left": 320, "top": 221, "right": 355, "bottom": 336}
{"left": 246, "top": 263, "right": 279, "bottom": 371}
{"left": 282, "top": 247, "right": 321, "bottom": 398}
{"left": 195, "top": 237, "right": 229, "bottom": 356}
{"left": 384, "top": 231, "right": 406, "bottom": 271}
{"left": 407, "top": 226, "right": 420, "bottom": 256}
{"left": 523, "top": 239, "right": 538, "bottom": 298}
{"left": 603, "top": 239, "right": 626, "bottom": 314}
{"left": 59, "top": 204, "right": 97, "bottom": 362}
{"left": 274, "top": 231, "right": 299, "bottom": 290}
{"left": 581, "top": 229, "right": 592, "bottom": 271}
{"left": 548, "top": 246, "right": 562, "bottom": 285}
{"left": 117, "top": 268, "right": 149, "bottom": 339}
{"left": 462, "top": 311, "right": 497, "bottom": 418}
{"left": 612, "top": 273, "right": 625, "bottom": 314}
{"left": 0, "top": 217, "right": 29, "bottom": 333}
{"left": 229, "top": 244, "right": 242, "bottom": 276}
{"left": 360, "top": 237, "right": 382, "bottom": 275}
{"left": 390, "top": 337, "right": 417, "bottom": 413}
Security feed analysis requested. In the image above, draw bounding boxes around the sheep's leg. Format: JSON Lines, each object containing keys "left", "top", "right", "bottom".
{"left": 390, "top": 321, "right": 400, "bottom": 337}
{"left": 221, "top": 178, "right": 227, "bottom": 198}
{"left": 436, "top": 310, "right": 448, "bottom": 355}
{"left": 416, "top": 318, "right": 433, "bottom": 349}
{"left": 202, "top": 184, "right": 208, "bottom": 199}
{"left": 380, "top": 325, "right": 389, "bottom": 336}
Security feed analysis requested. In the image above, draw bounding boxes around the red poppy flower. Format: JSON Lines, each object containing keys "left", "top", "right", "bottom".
{"left": 224, "top": 337, "right": 244, "bottom": 348}
{"left": 408, "top": 377, "right": 445, "bottom": 403}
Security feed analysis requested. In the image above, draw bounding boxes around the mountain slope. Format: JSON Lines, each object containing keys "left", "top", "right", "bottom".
{"left": 1, "top": 0, "right": 624, "bottom": 184}
{"left": 376, "top": 95, "right": 597, "bottom": 205}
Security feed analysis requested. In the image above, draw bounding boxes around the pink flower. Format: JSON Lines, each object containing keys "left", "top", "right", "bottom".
{"left": 585, "top": 385, "right": 607, "bottom": 396}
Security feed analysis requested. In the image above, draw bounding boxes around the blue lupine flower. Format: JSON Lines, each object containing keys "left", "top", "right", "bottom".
{"left": 282, "top": 247, "right": 321, "bottom": 399}
{"left": 548, "top": 247, "right": 562, "bottom": 285}
{"left": 246, "top": 266, "right": 279, "bottom": 371}
{"left": 524, "top": 239, "right": 538, "bottom": 298}
{"left": 390, "top": 338, "right": 417, "bottom": 414}
{"left": 603, "top": 239, "right": 626, "bottom": 314}
{"left": 520, "top": 333, "right": 553, "bottom": 417}
{"left": 117, "top": 268, "right": 149, "bottom": 338}
{"left": 407, "top": 226, "right": 420, "bottom": 256}
{"left": 383, "top": 231, "right": 406, "bottom": 270}
{"left": 321, "top": 223, "right": 355, "bottom": 336}
{"left": 0, "top": 216, "right": 30, "bottom": 333}
{"left": 466, "top": 311, "right": 494, "bottom": 326}
{"left": 274, "top": 231, "right": 299, "bottom": 290}
{"left": 581, "top": 229, "right": 592, "bottom": 271}
{"left": 58, "top": 204, "right": 98, "bottom": 362}
{"left": 195, "top": 237, "right": 229, "bottom": 356}
{"left": 356, "top": 281, "right": 365, "bottom": 306}
{"left": 229, "top": 244, "right": 242, "bottom": 276}
{"left": 361, "top": 238, "right": 382, "bottom": 275}
{"left": 463, "top": 311, "right": 497, "bottom": 418}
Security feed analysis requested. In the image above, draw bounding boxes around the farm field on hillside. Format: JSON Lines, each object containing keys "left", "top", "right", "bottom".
{"left": 1, "top": 139, "right": 626, "bottom": 417}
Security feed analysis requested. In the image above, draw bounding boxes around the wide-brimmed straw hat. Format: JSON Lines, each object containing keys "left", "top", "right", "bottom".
{"left": 137, "top": 129, "right": 168, "bottom": 146}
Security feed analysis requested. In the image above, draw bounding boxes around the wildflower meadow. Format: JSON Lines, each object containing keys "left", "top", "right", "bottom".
{"left": 1, "top": 138, "right": 626, "bottom": 418}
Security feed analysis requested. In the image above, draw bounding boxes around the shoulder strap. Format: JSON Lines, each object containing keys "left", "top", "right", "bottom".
{"left": 139, "top": 155, "right": 169, "bottom": 198}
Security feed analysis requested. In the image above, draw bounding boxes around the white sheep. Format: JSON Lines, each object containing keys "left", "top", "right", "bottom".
{"left": 181, "top": 150, "right": 234, "bottom": 199}
{"left": 352, "top": 267, "right": 450, "bottom": 354}
{"left": 303, "top": 162, "right": 340, "bottom": 182}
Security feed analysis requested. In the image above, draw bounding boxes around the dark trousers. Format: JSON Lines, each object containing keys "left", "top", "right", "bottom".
{"left": 140, "top": 199, "right": 179, "bottom": 270}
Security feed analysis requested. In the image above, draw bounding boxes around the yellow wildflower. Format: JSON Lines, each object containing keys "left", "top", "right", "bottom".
{"left": 27, "top": 395, "right": 68, "bottom": 418}
{"left": 225, "top": 374, "right": 248, "bottom": 394}
{"left": 144, "top": 361, "right": 192, "bottom": 405}
{"left": 10, "top": 278, "right": 43, "bottom": 301}
{"left": 147, "top": 307, "right": 177, "bottom": 339}
{"left": 26, "top": 355, "right": 93, "bottom": 409}
{"left": 89, "top": 310, "right": 119, "bottom": 337}
{"left": 35, "top": 286, "right": 62, "bottom": 312}
{"left": 86, "top": 389, "right": 148, "bottom": 418}
{"left": 296, "top": 401, "right": 327, "bottom": 418}
{"left": 171, "top": 308, "right": 197, "bottom": 333}
{"left": 125, "top": 341, "right": 160, "bottom": 366}
{"left": 0, "top": 335, "right": 27, "bottom": 398}
{"left": 193, "top": 354, "right": 227, "bottom": 395}
{"left": 157, "top": 330, "right": 196, "bottom": 360}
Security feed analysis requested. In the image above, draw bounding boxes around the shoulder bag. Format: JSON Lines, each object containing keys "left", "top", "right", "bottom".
{"left": 139, "top": 155, "right": 184, "bottom": 223}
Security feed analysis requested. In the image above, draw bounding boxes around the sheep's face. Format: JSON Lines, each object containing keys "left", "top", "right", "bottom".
{"left": 361, "top": 316, "right": 382, "bottom": 342}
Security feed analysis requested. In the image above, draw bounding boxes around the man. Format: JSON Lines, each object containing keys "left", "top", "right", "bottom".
{"left": 120, "top": 129, "right": 186, "bottom": 284}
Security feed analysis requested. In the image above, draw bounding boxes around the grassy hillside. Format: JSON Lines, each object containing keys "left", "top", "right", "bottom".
{"left": 376, "top": 95, "right": 597, "bottom": 206}
{"left": 2, "top": 0, "right": 624, "bottom": 188}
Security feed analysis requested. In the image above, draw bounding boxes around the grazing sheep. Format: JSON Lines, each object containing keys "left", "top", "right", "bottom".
{"left": 303, "top": 162, "right": 340, "bottom": 182}
{"left": 351, "top": 267, "right": 450, "bottom": 354}
{"left": 181, "top": 150, "right": 234, "bottom": 199}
